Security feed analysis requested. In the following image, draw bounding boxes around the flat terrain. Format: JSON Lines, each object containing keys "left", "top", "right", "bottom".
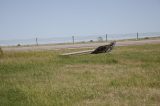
{"left": 0, "top": 43, "right": 160, "bottom": 106}
{"left": 2, "top": 39, "right": 160, "bottom": 52}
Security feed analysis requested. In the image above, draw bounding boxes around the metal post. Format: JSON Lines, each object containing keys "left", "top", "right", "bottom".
{"left": 137, "top": 32, "right": 138, "bottom": 40}
{"left": 72, "top": 36, "right": 74, "bottom": 44}
{"left": 36, "top": 37, "right": 38, "bottom": 46}
{"left": 106, "top": 34, "right": 108, "bottom": 42}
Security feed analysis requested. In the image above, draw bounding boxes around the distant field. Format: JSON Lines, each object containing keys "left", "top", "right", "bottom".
{"left": 0, "top": 44, "right": 160, "bottom": 106}
{"left": 2, "top": 39, "right": 160, "bottom": 52}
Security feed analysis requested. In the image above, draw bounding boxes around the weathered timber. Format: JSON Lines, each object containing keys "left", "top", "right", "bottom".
{"left": 91, "top": 41, "right": 116, "bottom": 54}
{"left": 61, "top": 41, "right": 116, "bottom": 56}
{"left": 61, "top": 49, "right": 94, "bottom": 56}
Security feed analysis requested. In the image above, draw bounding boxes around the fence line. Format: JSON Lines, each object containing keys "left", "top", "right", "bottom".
{"left": 0, "top": 32, "right": 160, "bottom": 46}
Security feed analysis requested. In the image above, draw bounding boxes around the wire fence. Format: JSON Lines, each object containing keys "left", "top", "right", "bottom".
{"left": 0, "top": 32, "right": 160, "bottom": 46}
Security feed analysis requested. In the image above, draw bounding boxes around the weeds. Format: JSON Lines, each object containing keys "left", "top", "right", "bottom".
{"left": 0, "top": 47, "right": 3, "bottom": 57}
{"left": 0, "top": 44, "right": 160, "bottom": 106}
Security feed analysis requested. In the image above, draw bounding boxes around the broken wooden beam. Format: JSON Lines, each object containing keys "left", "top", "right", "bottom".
{"left": 61, "top": 49, "right": 94, "bottom": 56}
{"left": 61, "top": 41, "right": 116, "bottom": 56}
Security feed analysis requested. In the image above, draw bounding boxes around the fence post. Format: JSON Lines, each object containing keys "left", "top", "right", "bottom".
{"left": 72, "top": 36, "right": 74, "bottom": 44}
{"left": 137, "top": 32, "right": 139, "bottom": 40}
{"left": 36, "top": 37, "right": 38, "bottom": 46}
{"left": 106, "top": 34, "right": 108, "bottom": 42}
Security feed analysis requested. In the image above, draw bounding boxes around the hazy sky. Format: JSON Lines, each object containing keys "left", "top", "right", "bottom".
{"left": 0, "top": 0, "right": 160, "bottom": 39}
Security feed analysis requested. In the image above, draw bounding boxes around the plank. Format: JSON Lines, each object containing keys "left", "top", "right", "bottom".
{"left": 61, "top": 49, "right": 94, "bottom": 56}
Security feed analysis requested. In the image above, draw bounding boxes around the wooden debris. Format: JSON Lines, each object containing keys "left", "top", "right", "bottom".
{"left": 61, "top": 41, "right": 116, "bottom": 56}
{"left": 91, "top": 41, "right": 116, "bottom": 54}
{"left": 61, "top": 49, "right": 94, "bottom": 56}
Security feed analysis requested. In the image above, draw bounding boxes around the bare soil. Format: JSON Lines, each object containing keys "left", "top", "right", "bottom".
{"left": 2, "top": 39, "right": 160, "bottom": 52}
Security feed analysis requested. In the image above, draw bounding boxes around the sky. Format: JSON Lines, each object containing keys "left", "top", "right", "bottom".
{"left": 0, "top": 0, "right": 160, "bottom": 39}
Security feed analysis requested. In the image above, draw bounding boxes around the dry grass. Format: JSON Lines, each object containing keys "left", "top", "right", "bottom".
{"left": 0, "top": 44, "right": 160, "bottom": 106}
{"left": 0, "top": 47, "right": 3, "bottom": 57}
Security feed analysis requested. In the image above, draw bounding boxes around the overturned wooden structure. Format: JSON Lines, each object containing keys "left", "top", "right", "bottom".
{"left": 91, "top": 41, "right": 116, "bottom": 54}
{"left": 61, "top": 41, "right": 116, "bottom": 56}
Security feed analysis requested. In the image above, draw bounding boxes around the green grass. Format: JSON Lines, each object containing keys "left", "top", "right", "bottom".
{"left": 0, "top": 44, "right": 160, "bottom": 106}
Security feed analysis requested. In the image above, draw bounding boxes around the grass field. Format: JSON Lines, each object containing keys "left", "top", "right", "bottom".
{"left": 0, "top": 44, "right": 160, "bottom": 106}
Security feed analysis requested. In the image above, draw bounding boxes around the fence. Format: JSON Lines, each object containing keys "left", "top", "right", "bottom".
{"left": 0, "top": 32, "right": 160, "bottom": 46}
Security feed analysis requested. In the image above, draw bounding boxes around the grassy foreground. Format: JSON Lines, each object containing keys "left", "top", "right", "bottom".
{"left": 0, "top": 44, "right": 160, "bottom": 106}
